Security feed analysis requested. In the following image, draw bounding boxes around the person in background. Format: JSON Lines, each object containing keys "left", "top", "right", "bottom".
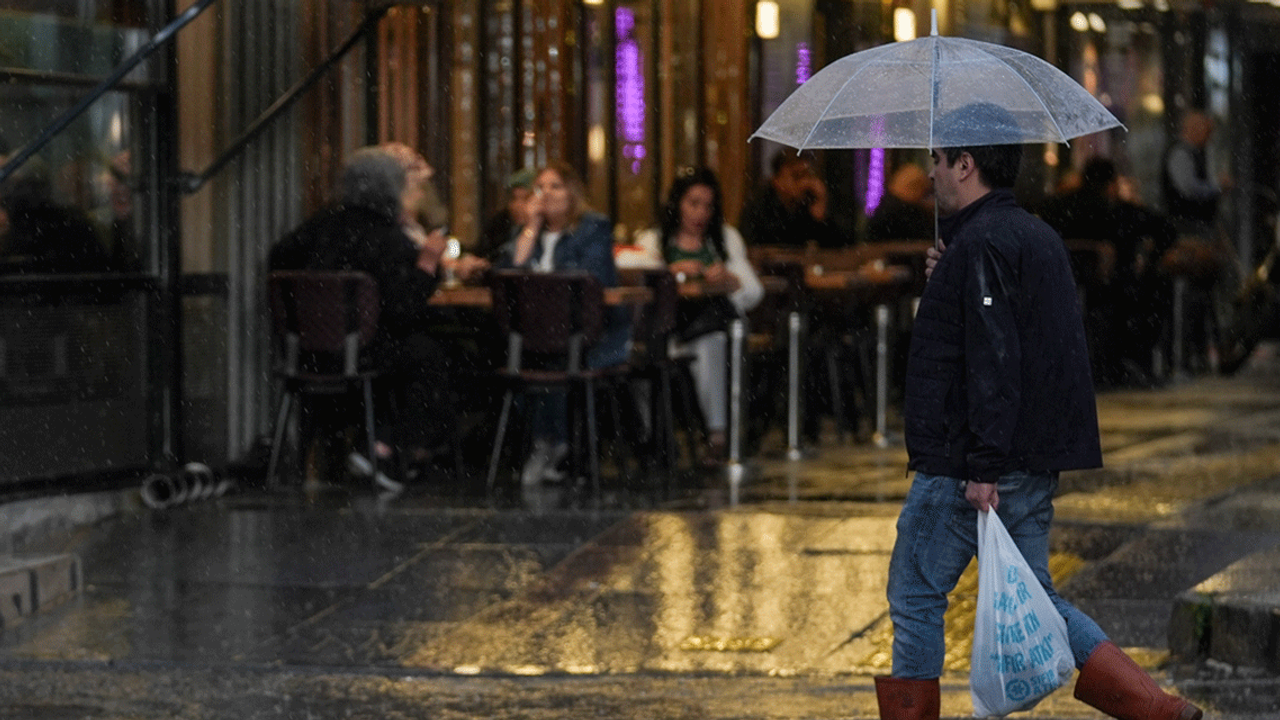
{"left": 478, "top": 168, "right": 535, "bottom": 260}
{"left": 92, "top": 150, "right": 142, "bottom": 271}
{"left": 878, "top": 103, "right": 1202, "bottom": 720}
{"left": 269, "top": 146, "right": 452, "bottom": 492}
{"left": 379, "top": 141, "right": 488, "bottom": 283}
{"left": 0, "top": 156, "right": 108, "bottom": 274}
{"left": 867, "top": 163, "right": 934, "bottom": 242}
{"left": 636, "top": 167, "right": 763, "bottom": 466}
{"left": 740, "top": 148, "right": 845, "bottom": 248}
{"left": 1040, "top": 157, "right": 1176, "bottom": 386}
{"left": 1160, "top": 109, "right": 1236, "bottom": 374}
{"left": 1162, "top": 109, "right": 1230, "bottom": 235}
{"left": 496, "top": 160, "right": 629, "bottom": 486}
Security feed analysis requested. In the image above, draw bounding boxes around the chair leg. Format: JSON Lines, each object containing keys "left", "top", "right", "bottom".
{"left": 363, "top": 379, "right": 379, "bottom": 488}
{"left": 673, "top": 365, "right": 701, "bottom": 468}
{"left": 486, "top": 389, "right": 515, "bottom": 494}
{"left": 586, "top": 377, "right": 600, "bottom": 500}
{"left": 266, "top": 391, "right": 294, "bottom": 490}
{"left": 660, "top": 366, "right": 680, "bottom": 489}
{"left": 607, "top": 379, "right": 630, "bottom": 482}
{"left": 827, "top": 346, "right": 847, "bottom": 442}
{"left": 452, "top": 421, "right": 465, "bottom": 482}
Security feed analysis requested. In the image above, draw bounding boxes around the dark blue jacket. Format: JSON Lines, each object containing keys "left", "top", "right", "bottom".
{"left": 496, "top": 211, "right": 618, "bottom": 288}
{"left": 903, "top": 189, "right": 1102, "bottom": 483}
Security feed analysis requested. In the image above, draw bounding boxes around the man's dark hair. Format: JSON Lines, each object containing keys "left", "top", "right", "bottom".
{"left": 936, "top": 101, "right": 1023, "bottom": 189}
{"left": 942, "top": 144, "right": 1022, "bottom": 189}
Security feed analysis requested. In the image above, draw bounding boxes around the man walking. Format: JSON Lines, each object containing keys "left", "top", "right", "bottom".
{"left": 877, "top": 104, "right": 1203, "bottom": 720}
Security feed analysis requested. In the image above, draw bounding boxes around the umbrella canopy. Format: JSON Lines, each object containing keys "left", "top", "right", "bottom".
{"left": 751, "top": 22, "right": 1123, "bottom": 150}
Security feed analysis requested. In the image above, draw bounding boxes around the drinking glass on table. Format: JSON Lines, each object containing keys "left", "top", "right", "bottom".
{"left": 443, "top": 236, "right": 462, "bottom": 286}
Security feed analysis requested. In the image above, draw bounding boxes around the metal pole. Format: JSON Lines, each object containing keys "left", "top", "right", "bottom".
{"left": 1173, "top": 276, "right": 1186, "bottom": 377}
{"left": 874, "top": 304, "right": 890, "bottom": 448}
{"left": 728, "top": 317, "right": 745, "bottom": 464}
{"left": 787, "top": 310, "right": 803, "bottom": 460}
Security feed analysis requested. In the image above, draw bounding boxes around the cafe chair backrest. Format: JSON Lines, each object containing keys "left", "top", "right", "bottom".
{"left": 630, "top": 268, "right": 679, "bottom": 356}
{"left": 489, "top": 270, "right": 605, "bottom": 370}
{"left": 268, "top": 270, "right": 381, "bottom": 377}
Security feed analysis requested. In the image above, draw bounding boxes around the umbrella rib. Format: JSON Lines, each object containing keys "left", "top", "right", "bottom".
{"left": 971, "top": 42, "right": 1069, "bottom": 142}
{"left": 797, "top": 52, "right": 888, "bottom": 150}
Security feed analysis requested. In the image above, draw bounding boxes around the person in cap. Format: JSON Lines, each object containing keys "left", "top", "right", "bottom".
{"left": 877, "top": 103, "right": 1202, "bottom": 720}
{"left": 478, "top": 167, "right": 536, "bottom": 260}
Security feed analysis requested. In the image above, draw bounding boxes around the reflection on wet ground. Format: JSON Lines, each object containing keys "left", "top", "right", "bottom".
{"left": 4, "top": 352, "right": 1280, "bottom": 717}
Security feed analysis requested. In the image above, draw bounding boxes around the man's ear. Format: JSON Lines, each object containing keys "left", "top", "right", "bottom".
{"left": 956, "top": 152, "right": 976, "bottom": 180}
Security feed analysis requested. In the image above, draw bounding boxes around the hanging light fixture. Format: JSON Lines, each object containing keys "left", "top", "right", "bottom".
{"left": 893, "top": 7, "right": 917, "bottom": 42}
{"left": 756, "top": 0, "right": 780, "bottom": 40}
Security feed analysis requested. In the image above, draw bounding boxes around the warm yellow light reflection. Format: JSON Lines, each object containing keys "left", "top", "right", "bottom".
{"left": 1070, "top": 11, "right": 1090, "bottom": 32}
{"left": 1088, "top": 12, "right": 1107, "bottom": 33}
{"left": 588, "top": 125, "right": 606, "bottom": 163}
{"left": 893, "top": 8, "right": 917, "bottom": 42}
{"left": 756, "top": 0, "right": 780, "bottom": 39}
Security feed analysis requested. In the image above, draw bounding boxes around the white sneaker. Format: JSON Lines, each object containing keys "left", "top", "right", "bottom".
{"left": 347, "top": 452, "right": 374, "bottom": 477}
{"left": 541, "top": 442, "right": 568, "bottom": 482}
{"left": 349, "top": 452, "right": 402, "bottom": 494}
{"left": 521, "top": 440, "right": 569, "bottom": 486}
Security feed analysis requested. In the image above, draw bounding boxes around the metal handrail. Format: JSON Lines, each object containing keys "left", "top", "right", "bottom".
{"left": 175, "top": 5, "right": 390, "bottom": 194}
{"left": 0, "top": 0, "right": 220, "bottom": 186}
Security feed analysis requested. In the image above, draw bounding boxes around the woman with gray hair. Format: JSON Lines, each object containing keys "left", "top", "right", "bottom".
{"left": 268, "top": 145, "right": 453, "bottom": 493}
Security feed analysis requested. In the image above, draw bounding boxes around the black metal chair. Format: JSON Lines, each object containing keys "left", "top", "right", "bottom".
{"left": 627, "top": 268, "right": 700, "bottom": 486}
{"left": 484, "top": 270, "right": 626, "bottom": 497}
{"left": 265, "top": 270, "right": 386, "bottom": 490}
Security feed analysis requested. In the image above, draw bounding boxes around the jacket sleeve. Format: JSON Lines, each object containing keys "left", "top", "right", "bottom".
{"left": 962, "top": 237, "right": 1022, "bottom": 483}
{"left": 722, "top": 224, "right": 764, "bottom": 313}
{"left": 375, "top": 227, "right": 441, "bottom": 328}
{"left": 573, "top": 215, "right": 619, "bottom": 287}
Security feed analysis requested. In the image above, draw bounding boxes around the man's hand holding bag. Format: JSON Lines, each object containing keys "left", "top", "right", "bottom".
{"left": 970, "top": 509, "right": 1074, "bottom": 717}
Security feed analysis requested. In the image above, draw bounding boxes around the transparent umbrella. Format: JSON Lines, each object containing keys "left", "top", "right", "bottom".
{"left": 751, "top": 15, "right": 1123, "bottom": 150}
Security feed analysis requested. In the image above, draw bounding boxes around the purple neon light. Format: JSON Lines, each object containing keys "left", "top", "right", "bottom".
{"left": 865, "top": 148, "right": 885, "bottom": 215}
{"left": 865, "top": 116, "right": 887, "bottom": 215}
{"left": 616, "top": 7, "right": 646, "bottom": 175}
{"left": 796, "top": 42, "right": 811, "bottom": 85}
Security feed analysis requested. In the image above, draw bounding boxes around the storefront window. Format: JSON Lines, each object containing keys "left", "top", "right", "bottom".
{"left": 1060, "top": 7, "right": 1164, "bottom": 208}
{"left": 0, "top": 6, "right": 157, "bottom": 275}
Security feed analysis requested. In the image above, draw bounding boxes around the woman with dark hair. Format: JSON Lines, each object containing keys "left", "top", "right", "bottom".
{"left": 636, "top": 167, "right": 762, "bottom": 465}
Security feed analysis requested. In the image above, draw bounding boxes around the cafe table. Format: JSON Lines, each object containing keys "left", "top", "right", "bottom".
{"left": 803, "top": 261, "right": 914, "bottom": 448}
{"left": 429, "top": 283, "right": 652, "bottom": 308}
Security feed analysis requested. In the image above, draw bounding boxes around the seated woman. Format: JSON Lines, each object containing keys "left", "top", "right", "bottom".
{"left": 636, "top": 167, "right": 763, "bottom": 466}
{"left": 495, "top": 161, "right": 628, "bottom": 485}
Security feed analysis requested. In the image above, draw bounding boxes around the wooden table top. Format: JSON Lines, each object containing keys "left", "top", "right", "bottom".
{"left": 804, "top": 263, "right": 912, "bottom": 292}
{"left": 429, "top": 283, "right": 652, "bottom": 308}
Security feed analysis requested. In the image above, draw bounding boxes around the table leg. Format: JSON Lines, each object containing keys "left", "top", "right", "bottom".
{"left": 787, "top": 310, "right": 803, "bottom": 460}
{"left": 874, "top": 303, "right": 890, "bottom": 448}
{"left": 728, "top": 317, "right": 744, "bottom": 465}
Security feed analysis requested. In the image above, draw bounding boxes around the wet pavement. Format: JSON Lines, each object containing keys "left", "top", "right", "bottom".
{"left": 4, "top": 348, "right": 1280, "bottom": 717}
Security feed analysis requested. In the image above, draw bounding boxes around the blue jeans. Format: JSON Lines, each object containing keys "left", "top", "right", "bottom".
{"left": 886, "top": 471, "right": 1108, "bottom": 679}
{"left": 532, "top": 322, "right": 632, "bottom": 442}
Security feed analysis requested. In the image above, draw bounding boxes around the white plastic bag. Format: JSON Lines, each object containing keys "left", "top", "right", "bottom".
{"left": 970, "top": 509, "right": 1075, "bottom": 717}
